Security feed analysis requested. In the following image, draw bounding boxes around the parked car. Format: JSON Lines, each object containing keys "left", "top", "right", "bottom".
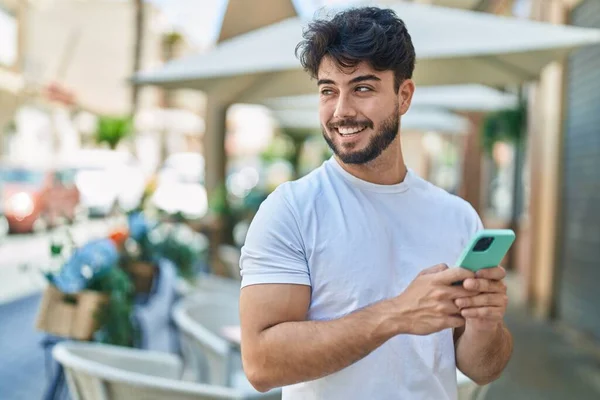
{"left": 0, "top": 164, "right": 81, "bottom": 233}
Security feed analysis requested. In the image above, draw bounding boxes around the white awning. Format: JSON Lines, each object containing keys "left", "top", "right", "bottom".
{"left": 133, "top": 1, "right": 600, "bottom": 98}
{"left": 217, "top": 0, "right": 297, "bottom": 43}
{"left": 272, "top": 107, "right": 470, "bottom": 135}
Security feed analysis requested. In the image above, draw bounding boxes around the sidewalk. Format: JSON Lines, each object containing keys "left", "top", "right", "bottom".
{"left": 0, "top": 294, "right": 45, "bottom": 400}
{"left": 484, "top": 274, "right": 600, "bottom": 400}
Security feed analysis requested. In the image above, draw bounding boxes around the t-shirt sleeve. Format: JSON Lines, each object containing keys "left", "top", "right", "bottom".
{"left": 460, "top": 200, "right": 485, "bottom": 248}
{"left": 239, "top": 185, "right": 310, "bottom": 288}
{"left": 469, "top": 204, "right": 484, "bottom": 234}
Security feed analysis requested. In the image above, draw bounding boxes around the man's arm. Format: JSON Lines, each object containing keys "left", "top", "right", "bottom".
{"left": 241, "top": 265, "right": 476, "bottom": 392}
{"left": 454, "top": 321, "right": 513, "bottom": 385}
{"left": 453, "top": 266, "right": 513, "bottom": 385}
{"left": 240, "top": 283, "right": 398, "bottom": 392}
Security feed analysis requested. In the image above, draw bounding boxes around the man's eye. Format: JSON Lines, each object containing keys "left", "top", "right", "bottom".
{"left": 356, "top": 86, "right": 371, "bottom": 92}
{"left": 321, "top": 89, "right": 333, "bottom": 95}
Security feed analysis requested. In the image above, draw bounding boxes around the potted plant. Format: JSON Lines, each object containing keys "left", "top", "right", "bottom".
{"left": 36, "top": 237, "right": 139, "bottom": 347}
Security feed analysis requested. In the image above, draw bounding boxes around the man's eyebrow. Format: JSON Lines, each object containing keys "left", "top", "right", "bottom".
{"left": 317, "top": 78, "right": 335, "bottom": 86}
{"left": 349, "top": 74, "right": 381, "bottom": 84}
{"left": 317, "top": 75, "right": 381, "bottom": 86}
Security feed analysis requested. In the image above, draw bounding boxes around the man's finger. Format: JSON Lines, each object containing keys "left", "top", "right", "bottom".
{"left": 445, "top": 286, "right": 480, "bottom": 300}
{"left": 442, "top": 315, "right": 466, "bottom": 329}
{"left": 463, "top": 278, "right": 506, "bottom": 293}
{"left": 475, "top": 266, "right": 506, "bottom": 280}
{"left": 438, "top": 301, "right": 461, "bottom": 315}
{"left": 455, "top": 293, "right": 508, "bottom": 309}
{"left": 434, "top": 266, "right": 475, "bottom": 285}
{"left": 419, "top": 263, "right": 448, "bottom": 276}
{"left": 460, "top": 306, "right": 504, "bottom": 320}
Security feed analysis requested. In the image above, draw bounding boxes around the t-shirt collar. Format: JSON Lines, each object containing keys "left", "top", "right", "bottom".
{"left": 328, "top": 156, "right": 414, "bottom": 193}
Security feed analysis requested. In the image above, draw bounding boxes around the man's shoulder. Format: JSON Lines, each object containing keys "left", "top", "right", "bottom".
{"left": 412, "top": 174, "right": 478, "bottom": 219}
{"left": 274, "top": 162, "right": 330, "bottom": 205}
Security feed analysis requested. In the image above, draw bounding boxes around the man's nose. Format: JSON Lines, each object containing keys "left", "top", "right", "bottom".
{"left": 333, "top": 95, "right": 357, "bottom": 120}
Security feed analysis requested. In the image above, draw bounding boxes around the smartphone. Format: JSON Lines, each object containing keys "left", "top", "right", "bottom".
{"left": 455, "top": 229, "right": 516, "bottom": 272}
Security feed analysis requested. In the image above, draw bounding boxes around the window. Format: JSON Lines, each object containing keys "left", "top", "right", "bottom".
{"left": 0, "top": 6, "right": 17, "bottom": 67}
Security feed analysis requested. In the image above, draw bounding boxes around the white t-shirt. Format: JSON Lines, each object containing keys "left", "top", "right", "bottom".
{"left": 240, "top": 157, "right": 482, "bottom": 400}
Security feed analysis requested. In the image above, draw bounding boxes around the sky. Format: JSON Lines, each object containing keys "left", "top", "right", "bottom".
{"left": 147, "top": 0, "right": 364, "bottom": 48}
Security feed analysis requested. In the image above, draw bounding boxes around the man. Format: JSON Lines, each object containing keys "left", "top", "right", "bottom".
{"left": 239, "top": 6, "right": 513, "bottom": 399}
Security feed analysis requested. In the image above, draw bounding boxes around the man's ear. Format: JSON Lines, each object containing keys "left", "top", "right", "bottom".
{"left": 398, "top": 79, "right": 415, "bottom": 115}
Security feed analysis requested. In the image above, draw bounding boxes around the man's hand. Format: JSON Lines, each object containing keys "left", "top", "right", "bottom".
{"left": 390, "top": 264, "right": 479, "bottom": 335}
{"left": 453, "top": 266, "right": 513, "bottom": 385}
{"left": 454, "top": 266, "right": 508, "bottom": 331}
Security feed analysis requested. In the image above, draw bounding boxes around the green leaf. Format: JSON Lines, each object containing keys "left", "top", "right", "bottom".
{"left": 481, "top": 101, "right": 527, "bottom": 156}
{"left": 95, "top": 115, "right": 133, "bottom": 150}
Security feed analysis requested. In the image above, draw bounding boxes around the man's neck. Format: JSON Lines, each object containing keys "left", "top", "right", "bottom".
{"left": 335, "top": 152, "right": 408, "bottom": 185}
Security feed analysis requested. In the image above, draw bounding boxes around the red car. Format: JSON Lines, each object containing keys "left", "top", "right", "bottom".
{"left": 1, "top": 165, "right": 81, "bottom": 233}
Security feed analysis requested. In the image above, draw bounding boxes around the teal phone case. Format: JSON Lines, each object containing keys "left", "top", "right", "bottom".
{"left": 455, "top": 229, "right": 516, "bottom": 272}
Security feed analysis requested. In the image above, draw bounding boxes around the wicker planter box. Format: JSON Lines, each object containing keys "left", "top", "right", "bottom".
{"left": 36, "top": 284, "right": 108, "bottom": 340}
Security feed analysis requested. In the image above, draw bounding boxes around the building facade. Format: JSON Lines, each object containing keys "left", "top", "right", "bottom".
{"left": 528, "top": 0, "right": 600, "bottom": 343}
{"left": 0, "top": 0, "right": 25, "bottom": 154}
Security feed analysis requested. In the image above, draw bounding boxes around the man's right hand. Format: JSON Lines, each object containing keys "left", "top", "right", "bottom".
{"left": 386, "top": 264, "right": 477, "bottom": 336}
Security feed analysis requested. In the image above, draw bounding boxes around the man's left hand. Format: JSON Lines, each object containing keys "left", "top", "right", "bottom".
{"left": 454, "top": 266, "right": 508, "bottom": 331}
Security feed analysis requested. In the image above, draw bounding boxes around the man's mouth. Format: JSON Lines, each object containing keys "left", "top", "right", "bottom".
{"left": 336, "top": 125, "right": 368, "bottom": 137}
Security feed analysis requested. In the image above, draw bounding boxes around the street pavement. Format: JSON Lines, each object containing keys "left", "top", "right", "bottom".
{"left": 486, "top": 305, "right": 600, "bottom": 400}
{"left": 0, "top": 293, "right": 46, "bottom": 400}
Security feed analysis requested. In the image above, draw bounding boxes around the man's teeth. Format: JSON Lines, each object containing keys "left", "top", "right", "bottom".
{"left": 338, "top": 126, "right": 366, "bottom": 136}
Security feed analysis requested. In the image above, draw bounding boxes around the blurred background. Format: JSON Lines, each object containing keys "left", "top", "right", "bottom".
{"left": 1, "top": 0, "right": 600, "bottom": 399}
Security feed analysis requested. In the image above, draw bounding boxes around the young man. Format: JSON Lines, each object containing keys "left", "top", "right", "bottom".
{"left": 239, "top": 6, "right": 513, "bottom": 399}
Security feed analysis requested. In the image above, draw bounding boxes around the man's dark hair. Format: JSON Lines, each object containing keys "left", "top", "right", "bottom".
{"left": 295, "top": 7, "right": 416, "bottom": 93}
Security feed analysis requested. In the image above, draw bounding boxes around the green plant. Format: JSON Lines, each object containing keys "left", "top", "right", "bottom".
{"left": 208, "top": 183, "right": 230, "bottom": 217}
{"left": 260, "top": 134, "right": 296, "bottom": 164}
{"left": 162, "top": 31, "right": 183, "bottom": 48}
{"left": 95, "top": 116, "right": 133, "bottom": 149}
{"left": 3, "top": 120, "right": 16, "bottom": 135}
{"left": 88, "top": 267, "right": 139, "bottom": 347}
{"left": 481, "top": 102, "right": 526, "bottom": 156}
{"left": 148, "top": 223, "right": 209, "bottom": 280}
{"left": 43, "top": 235, "right": 139, "bottom": 347}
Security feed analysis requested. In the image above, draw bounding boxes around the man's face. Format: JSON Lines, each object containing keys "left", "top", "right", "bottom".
{"left": 317, "top": 57, "right": 413, "bottom": 165}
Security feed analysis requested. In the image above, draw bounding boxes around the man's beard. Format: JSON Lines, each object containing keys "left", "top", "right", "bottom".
{"left": 322, "top": 107, "right": 400, "bottom": 165}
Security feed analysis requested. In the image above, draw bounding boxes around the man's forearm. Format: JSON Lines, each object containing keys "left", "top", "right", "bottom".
{"left": 243, "top": 301, "right": 399, "bottom": 392}
{"left": 455, "top": 322, "right": 513, "bottom": 385}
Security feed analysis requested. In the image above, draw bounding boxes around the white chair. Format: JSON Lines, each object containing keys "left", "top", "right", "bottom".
{"left": 52, "top": 341, "right": 280, "bottom": 400}
{"left": 172, "top": 293, "right": 244, "bottom": 388}
{"left": 457, "top": 369, "right": 489, "bottom": 400}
